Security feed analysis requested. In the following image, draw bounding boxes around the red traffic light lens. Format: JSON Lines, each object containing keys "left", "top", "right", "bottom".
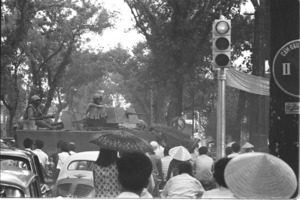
{"left": 215, "top": 54, "right": 230, "bottom": 66}
{"left": 216, "top": 21, "right": 230, "bottom": 34}
{"left": 215, "top": 37, "right": 230, "bottom": 50}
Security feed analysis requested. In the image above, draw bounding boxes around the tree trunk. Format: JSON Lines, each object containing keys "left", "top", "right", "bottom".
{"left": 43, "top": 41, "right": 74, "bottom": 114}
{"left": 165, "top": 75, "right": 183, "bottom": 125}
{"left": 248, "top": 0, "right": 270, "bottom": 152}
{"left": 269, "top": 0, "right": 299, "bottom": 196}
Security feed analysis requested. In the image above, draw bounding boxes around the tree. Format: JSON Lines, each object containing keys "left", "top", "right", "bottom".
{"left": 25, "top": 0, "right": 113, "bottom": 114}
{"left": 125, "top": 0, "right": 254, "bottom": 127}
{"left": 1, "top": 0, "right": 36, "bottom": 134}
{"left": 247, "top": 0, "right": 270, "bottom": 152}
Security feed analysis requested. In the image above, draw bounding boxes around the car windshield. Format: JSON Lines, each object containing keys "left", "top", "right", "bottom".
{"left": 0, "top": 156, "right": 30, "bottom": 170}
{"left": 0, "top": 185, "right": 24, "bottom": 198}
{"left": 68, "top": 160, "right": 94, "bottom": 171}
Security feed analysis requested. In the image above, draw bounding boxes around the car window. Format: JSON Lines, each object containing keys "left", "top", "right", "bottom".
{"left": 0, "top": 157, "right": 30, "bottom": 170}
{"left": 67, "top": 160, "right": 94, "bottom": 171}
{"left": 0, "top": 185, "right": 24, "bottom": 198}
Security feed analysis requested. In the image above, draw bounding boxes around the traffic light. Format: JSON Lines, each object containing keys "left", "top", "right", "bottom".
{"left": 212, "top": 19, "right": 231, "bottom": 68}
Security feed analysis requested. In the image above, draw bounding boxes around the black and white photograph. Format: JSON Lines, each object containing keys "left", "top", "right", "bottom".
{"left": 0, "top": 0, "right": 299, "bottom": 198}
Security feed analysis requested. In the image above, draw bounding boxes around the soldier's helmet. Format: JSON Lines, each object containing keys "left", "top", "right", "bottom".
{"left": 31, "top": 95, "right": 41, "bottom": 101}
{"left": 93, "top": 93, "right": 103, "bottom": 101}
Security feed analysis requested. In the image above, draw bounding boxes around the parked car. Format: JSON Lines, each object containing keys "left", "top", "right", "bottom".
{"left": 0, "top": 148, "right": 51, "bottom": 197}
{"left": 0, "top": 166, "right": 42, "bottom": 197}
{"left": 54, "top": 151, "right": 99, "bottom": 198}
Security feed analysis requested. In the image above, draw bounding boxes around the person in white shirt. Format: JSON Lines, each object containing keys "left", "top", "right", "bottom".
{"left": 161, "top": 161, "right": 205, "bottom": 198}
{"left": 33, "top": 139, "right": 50, "bottom": 177}
{"left": 116, "top": 152, "right": 153, "bottom": 198}
{"left": 33, "top": 139, "right": 49, "bottom": 168}
{"left": 150, "top": 141, "right": 164, "bottom": 159}
{"left": 227, "top": 143, "right": 241, "bottom": 158}
{"left": 161, "top": 147, "right": 172, "bottom": 183}
{"left": 201, "top": 157, "right": 235, "bottom": 198}
{"left": 56, "top": 140, "right": 70, "bottom": 170}
{"left": 193, "top": 147, "right": 214, "bottom": 190}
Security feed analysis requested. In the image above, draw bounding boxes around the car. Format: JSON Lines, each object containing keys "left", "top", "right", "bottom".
{"left": 0, "top": 148, "right": 51, "bottom": 197}
{"left": 0, "top": 166, "right": 42, "bottom": 197}
{"left": 54, "top": 151, "right": 99, "bottom": 198}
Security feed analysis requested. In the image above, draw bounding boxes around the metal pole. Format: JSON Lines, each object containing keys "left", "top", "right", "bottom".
{"left": 216, "top": 68, "right": 226, "bottom": 159}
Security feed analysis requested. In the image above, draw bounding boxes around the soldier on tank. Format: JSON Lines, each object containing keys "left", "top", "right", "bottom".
{"left": 84, "top": 93, "right": 109, "bottom": 128}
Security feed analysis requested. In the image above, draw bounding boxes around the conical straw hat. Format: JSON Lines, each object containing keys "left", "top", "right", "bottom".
{"left": 241, "top": 142, "right": 254, "bottom": 149}
{"left": 169, "top": 146, "right": 191, "bottom": 161}
{"left": 224, "top": 152, "right": 297, "bottom": 198}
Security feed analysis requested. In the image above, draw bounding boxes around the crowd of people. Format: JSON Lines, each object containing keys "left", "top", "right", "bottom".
{"left": 15, "top": 94, "right": 298, "bottom": 198}
{"left": 19, "top": 136, "right": 298, "bottom": 199}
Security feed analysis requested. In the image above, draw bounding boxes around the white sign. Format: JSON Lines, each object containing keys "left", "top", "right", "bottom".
{"left": 285, "top": 102, "right": 300, "bottom": 114}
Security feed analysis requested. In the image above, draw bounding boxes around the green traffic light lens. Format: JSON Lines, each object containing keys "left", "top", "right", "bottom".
{"left": 215, "top": 54, "right": 230, "bottom": 66}
{"left": 216, "top": 21, "right": 230, "bottom": 34}
{"left": 216, "top": 37, "right": 229, "bottom": 50}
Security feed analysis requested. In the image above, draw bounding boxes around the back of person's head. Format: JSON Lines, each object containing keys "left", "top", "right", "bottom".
{"left": 68, "top": 142, "right": 76, "bottom": 151}
{"left": 177, "top": 161, "right": 193, "bottom": 176}
{"left": 116, "top": 152, "right": 152, "bottom": 193}
{"left": 34, "top": 139, "right": 44, "bottom": 149}
{"left": 23, "top": 138, "right": 33, "bottom": 149}
{"left": 95, "top": 148, "right": 118, "bottom": 167}
{"left": 225, "top": 147, "right": 233, "bottom": 156}
{"left": 231, "top": 143, "right": 240, "bottom": 153}
{"left": 59, "top": 141, "right": 69, "bottom": 153}
{"left": 198, "top": 146, "right": 208, "bottom": 155}
{"left": 213, "top": 157, "right": 232, "bottom": 188}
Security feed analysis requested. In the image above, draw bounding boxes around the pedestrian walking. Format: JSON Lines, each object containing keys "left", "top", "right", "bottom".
{"left": 160, "top": 147, "right": 172, "bottom": 188}
{"left": 166, "top": 146, "right": 192, "bottom": 181}
{"left": 161, "top": 161, "right": 205, "bottom": 198}
{"left": 33, "top": 139, "right": 50, "bottom": 177}
{"left": 147, "top": 146, "right": 164, "bottom": 197}
{"left": 193, "top": 146, "right": 214, "bottom": 190}
{"left": 90, "top": 148, "right": 120, "bottom": 198}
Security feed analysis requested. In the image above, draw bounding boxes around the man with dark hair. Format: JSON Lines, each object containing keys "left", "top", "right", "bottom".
{"left": 33, "top": 140, "right": 49, "bottom": 168}
{"left": 202, "top": 157, "right": 234, "bottom": 198}
{"left": 33, "top": 139, "right": 50, "bottom": 177}
{"left": 116, "top": 152, "right": 153, "bottom": 198}
{"left": 193, "top": 146, "right": 214, "bottom": 190}
{"left": 161, "top": 161, "right": 204, "bottom": 198}
{"left": 68, "top": 142, "right": 76, "bottom": 155}
{"left": 23, "top": 138, "right": 33, "bottom": 151}
{"left": 228, "top": 142, "right": 241, "bottom": 158}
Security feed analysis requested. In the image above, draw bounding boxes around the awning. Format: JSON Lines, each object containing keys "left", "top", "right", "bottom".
{"left": 226, "top": 68, "right": 270, "bottom": 96}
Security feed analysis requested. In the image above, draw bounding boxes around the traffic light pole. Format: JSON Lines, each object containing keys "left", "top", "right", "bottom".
{"left": 216, "top": 68, "right": 226, "bottom": 159}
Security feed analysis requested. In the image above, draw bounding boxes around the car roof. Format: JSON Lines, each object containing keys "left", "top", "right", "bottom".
{"left": 65, "top": 151, "right": 99, "bottom": 162}
{"left": 0, "top": 166, "right": 36, "bottom": 190}
{"left": 0, "top": 148, "right": 34, "bottom": 159}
